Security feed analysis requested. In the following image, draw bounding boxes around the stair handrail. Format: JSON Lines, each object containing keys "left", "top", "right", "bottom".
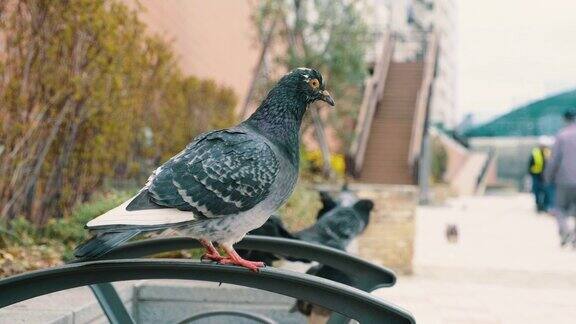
{"left": 475, "top": 149, "right": 496, "bottom": 194}
{"left": 408, "top": 33, "right": 438, "bottom": 168}
{"left": 349, "top": 32, "right": 395, "bottom": 176}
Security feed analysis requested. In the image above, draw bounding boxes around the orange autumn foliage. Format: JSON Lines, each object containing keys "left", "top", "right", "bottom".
{"left": 0, "top": 0, "right": 237, "bottom": 224}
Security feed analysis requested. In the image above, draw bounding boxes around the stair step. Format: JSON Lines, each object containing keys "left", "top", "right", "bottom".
{"left": 356, "top": 60, "right": 424, "bottom": 185}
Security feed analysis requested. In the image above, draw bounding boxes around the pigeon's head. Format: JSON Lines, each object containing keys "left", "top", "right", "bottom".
{"left": 281, "top": 67, "right": 335, "bottom": 107}
{"left": 246, "top": 67, "right": 334, "bottom": 156}
{"left": 352, "top": 199, "right": 374, "bottom": 230}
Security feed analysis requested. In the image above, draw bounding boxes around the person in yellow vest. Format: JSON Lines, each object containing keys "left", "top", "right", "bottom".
{"left": 528, "top": 136, "right": 554, "bottom": 213}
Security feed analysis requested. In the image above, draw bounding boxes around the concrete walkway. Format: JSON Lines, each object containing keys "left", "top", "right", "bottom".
{"left": 376, "top": 193, "right": 576, "bottom": 324}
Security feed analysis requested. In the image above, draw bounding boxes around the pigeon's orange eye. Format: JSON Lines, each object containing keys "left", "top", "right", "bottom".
{"left": 308, "top": 78, "right": 320, "bottom": 89}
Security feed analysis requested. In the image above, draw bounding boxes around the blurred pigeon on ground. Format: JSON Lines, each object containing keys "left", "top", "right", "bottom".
{"left": 235, "top": 189, "right": 375, "bottom": 315}
{"left": 238, "top": 193, "right": 374, "bottom": 265}
{"left": 237, "top": 195, "right": 328, "bottom": 264}
{"left": 292, "top": 194, "right": 374, "bottom": 317}
{"left": 74, "top": 68, "right": 334, "bottom": 271}
{"left": 445, "top": 223, "right": 459, "bottom": 243}
{"left": 295, "top": 199, "right": 373, "bottom": 250}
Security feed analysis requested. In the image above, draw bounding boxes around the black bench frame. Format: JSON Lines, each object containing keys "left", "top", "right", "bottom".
{"left": 0, "top": 236, "right": 414, "bottom": 324}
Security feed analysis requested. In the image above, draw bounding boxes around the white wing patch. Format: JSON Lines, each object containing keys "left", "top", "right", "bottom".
{"left": 86, "top": 195, "right": 195, "bottom": 228}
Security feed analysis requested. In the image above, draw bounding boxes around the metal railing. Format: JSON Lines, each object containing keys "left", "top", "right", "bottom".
{"left": 408, "top": 33, "right": 438, "bottom": 169}
{"left": 0, "top": 236, "right": 413, "bottom": 324}
{"left": 475, "top": 148, "right": 496, "bottom": 194}
{"left": 98, "top": 235, "right": 396, "bottom": 291}
{"left": 0, "top": 260, "right": 414, "bottom": 324}
{"left": 95, "top": 235, "right": 398, "bottom": 324}
{"left": 178, "top": 310, "right": 276, "bottom": 324}
{"left": 348, "top": 32, "right": 395, "bottom": 177}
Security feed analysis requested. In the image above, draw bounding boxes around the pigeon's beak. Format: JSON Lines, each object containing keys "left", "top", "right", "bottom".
{"left": 320, "top": 90, "right": 335, "bottom": 107}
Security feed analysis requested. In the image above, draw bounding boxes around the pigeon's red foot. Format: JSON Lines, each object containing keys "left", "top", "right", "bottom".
{"left": 220, "top": 244, "right": 265, "bottom": 272}
{"left": 201, "top": 252, "right": 225, "bottom": 262}
{"left": 218, "top": 257, "right": 265, "bottom": 272}
{"left": 199, "top": 239, "right": 225, "bottom": 262}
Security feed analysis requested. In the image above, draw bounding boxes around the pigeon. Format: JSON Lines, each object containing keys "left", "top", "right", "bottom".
{"left": 295, "top": 199, "right": 373, "bottom": 251}
{"left": 74, "top": 68, "right": 335, "bottom": 271}
{"left": 238, "top": 188, "right": 374, "bottom": 264}
{"left": 234, "top": 189, "right": 375, "bottom": 316}
{"left": 445, "top": 223, "right": 459, "bottom": 243}
{"left": 293, "top": 196, "right": 373, "bottom": 318}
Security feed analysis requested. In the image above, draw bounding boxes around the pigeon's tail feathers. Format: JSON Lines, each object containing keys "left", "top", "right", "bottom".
{"left": 76, "top": 190, "right": 196, "bottom": 261}
{"left": 74, "top": 230, "right": 140, "bottom": 260}
{"left": 157, "top": 226, "right": 186, "bottom": 238}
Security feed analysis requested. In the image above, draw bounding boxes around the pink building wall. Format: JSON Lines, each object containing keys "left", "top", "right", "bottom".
{"left": 124, "top": 0, "right": 261, "bottom": 113}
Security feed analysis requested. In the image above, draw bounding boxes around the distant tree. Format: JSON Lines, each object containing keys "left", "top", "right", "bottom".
{"left": 430, "top": 137, "right": 448, "bottom": 183}
{"left": 252, "top": 0, "right": 372, "bottom": 178}
{"left": 254, "top": 0, "right": 370, "bottom": 94}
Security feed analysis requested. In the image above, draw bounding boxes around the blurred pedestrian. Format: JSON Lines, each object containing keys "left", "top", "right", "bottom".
{"left": 545, "top": 109, "right": 576, "bottom": 247}
{"left": 529, "top": 136, "right": 554, "bottom": 212}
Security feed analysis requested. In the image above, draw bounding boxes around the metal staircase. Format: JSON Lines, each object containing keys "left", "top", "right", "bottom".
{"left": 359, "top": 61, "right": 424, "bottom": 184}
{"left": 349, "top": 33, "right": 438, "bottom": 185}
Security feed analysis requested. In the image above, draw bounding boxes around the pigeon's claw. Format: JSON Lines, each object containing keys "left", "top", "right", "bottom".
{"left": 220, "top": 244, "right": 266, "bottom": 272}
{"left": 218, "top": 258, "right": 265, "bottom": 272}
{"left": 201, "top": 252, "right": 225, "bottom": 262}
{"left": 200, "top": 239, "right": 225, "bottom": 262}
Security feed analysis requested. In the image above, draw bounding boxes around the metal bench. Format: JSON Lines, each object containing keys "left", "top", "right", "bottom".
{"left": 0, "top": 236, "right": 413, "bottom": 324}
{"left": 100, "top": 235, "right": 396, "bottom": 291}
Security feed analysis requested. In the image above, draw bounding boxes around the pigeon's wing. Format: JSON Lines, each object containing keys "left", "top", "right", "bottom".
{"left": 147, "top": 129, "right": 279, "bottom": 218}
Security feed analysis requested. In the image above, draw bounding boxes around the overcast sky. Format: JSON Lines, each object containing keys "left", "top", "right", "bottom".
{"left": 457, "top": 0, "right": 576, "bottom": 123}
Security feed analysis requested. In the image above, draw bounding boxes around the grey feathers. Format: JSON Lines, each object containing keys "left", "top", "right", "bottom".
{"left": 74, "top": 230, "right": 140, "bottom": 260}
{"left": 295, "top": 199, "right": 373, "bottom": 250}
{"left": 126, "top": 189, "right": 168, "bottom": 211}
{"left": 147, "top": 128, "right": 279, "bottom": 218}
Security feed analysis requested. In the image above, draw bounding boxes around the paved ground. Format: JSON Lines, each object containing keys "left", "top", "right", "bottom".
{"left": 375, "top": 193, "right": 576, "bottom": 324}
